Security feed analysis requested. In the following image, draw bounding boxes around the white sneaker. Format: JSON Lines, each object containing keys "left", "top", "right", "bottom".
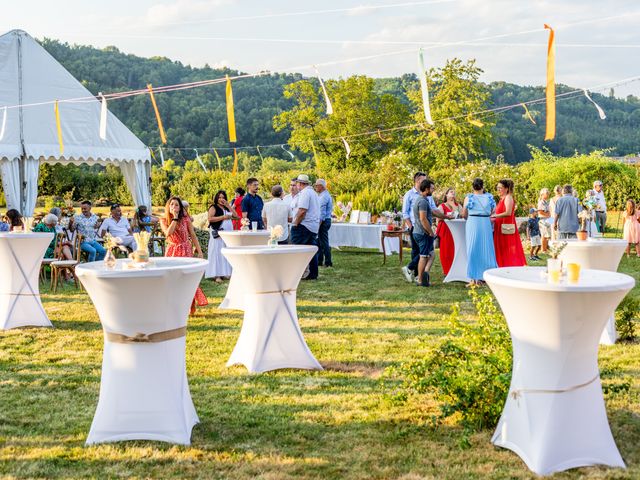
{"left": 402, "top": 266, "right": 414, "bottom": 283}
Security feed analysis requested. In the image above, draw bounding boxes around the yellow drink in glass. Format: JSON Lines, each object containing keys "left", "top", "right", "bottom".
{"left": 567, "top": 263, "right": 581, "bottom": 283}
{"left": 549, "top": 269, "right": 561, "bottom": 283}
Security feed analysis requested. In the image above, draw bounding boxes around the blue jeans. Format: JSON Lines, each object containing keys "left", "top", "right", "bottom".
{"left": 317, "top": 218, "right": 332, "bottom": 266}
{"left": 291, "top": 224, "right": 319, "bottom": 280}
{"left": 81, "top": 239, "right": 106, "bottom": 262}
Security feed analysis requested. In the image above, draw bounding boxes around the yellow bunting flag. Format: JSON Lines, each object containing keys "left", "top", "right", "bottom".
{"left": 54, "top": 100, "right": 64, "bottom": 155}
{"left": 377, "top": 129, "right": 389, "bottom": 143}
{"left": 226, "top": 75, "right": 237, "bottom": 143}
{"left": 147, "top": 84, "right": 167, "bottom": 144}
{"left": 213, "top": 148, "right": 222, "bottom": 170}
{"left": 544, "top": 24, "right": 556, "bottom": 141}
{"left": 428, "top": 130, "right": 438, "bottom": 139}
{"left": 521, "top": 103, "right": 536, "bottom": 124}
{"left": 149, "top": 147, "right": 157, "bottom": 161}
{"left": 232, "top": 148, "right": 238, "bottom": 175}
{"left": 467, "top": 115, "right": 484, "bottom": 128}
{"left": 310, "top": 141, "right": 318, "bottom": 161}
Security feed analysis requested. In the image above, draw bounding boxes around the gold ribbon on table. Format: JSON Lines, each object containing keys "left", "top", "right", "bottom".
{"left": 254, "top": 288, "right": 296, "bottom": 296}
{"left": 147, "top": 84, "right": 167, "bottom": 144}
{"left": 104, "top": 326, "right": 186, "bottom": 344}
{"left": 54, "top": 100, "right": 64, "bottom": 155}
{"left": 510, "top": 373, "right": 599, "bottom": 400}
{"left": 544, "top": 23, "right": 556, "bottom": 141}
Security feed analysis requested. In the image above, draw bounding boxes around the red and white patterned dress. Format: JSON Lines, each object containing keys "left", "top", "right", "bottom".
{"left": 165, "top": 216, "right": 208, "bottom": 310}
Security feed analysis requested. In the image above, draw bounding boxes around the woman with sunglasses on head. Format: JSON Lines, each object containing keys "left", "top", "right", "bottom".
{"left": 160, "top": 196, "right": 207, "bottom": 315}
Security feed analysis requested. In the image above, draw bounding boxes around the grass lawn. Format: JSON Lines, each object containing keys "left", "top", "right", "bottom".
{"left": 1, "top": 244, "right": 639, "bottom": 479}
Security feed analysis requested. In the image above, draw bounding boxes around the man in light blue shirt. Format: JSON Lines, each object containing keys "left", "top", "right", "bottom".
{"left": 315, "top": 178, "right": 333, "bottom": 267}
{"left": 554, "top": 184, "right": 580, "bottom": 239}
{"left": 291, "top": 174, "right": 321, "bottom": 280}
{"left": 401, "top": 172, "right": 426, "bottom": 282}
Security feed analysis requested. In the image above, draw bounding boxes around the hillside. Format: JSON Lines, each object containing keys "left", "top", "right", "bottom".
{"left": 40, "top": 38, "right": 640, "bottom": 163}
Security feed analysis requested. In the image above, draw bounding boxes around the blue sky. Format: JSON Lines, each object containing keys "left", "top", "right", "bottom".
{"left": 3, "top": 0, "right": 640, "bottom": 96}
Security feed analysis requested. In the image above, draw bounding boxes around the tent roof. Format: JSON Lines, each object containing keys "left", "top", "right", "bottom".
{"left": 0, "top": 30, "right": 150, "bottom": 164}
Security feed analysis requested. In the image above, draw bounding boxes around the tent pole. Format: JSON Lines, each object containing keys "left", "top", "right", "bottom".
{"left": 17, "top": 31, "right": 27, "bottom": 214}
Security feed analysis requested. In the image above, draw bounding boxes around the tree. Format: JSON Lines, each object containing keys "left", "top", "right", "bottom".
{"left": 404, "top": 59, "right": 497, "bottom": 169}
{"left": 273, "top": 76, "right": 410, "bottom": 171}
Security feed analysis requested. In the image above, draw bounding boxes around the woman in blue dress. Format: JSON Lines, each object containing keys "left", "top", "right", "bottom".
{"left": 462, "top": 178, "right": 497, "bottom": 286}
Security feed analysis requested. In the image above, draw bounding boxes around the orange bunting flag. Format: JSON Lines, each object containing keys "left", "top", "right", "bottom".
{"left": 54, "top": 100, "right": 64, "bottom": 155}
{"left": 521, "top": 103, "right": 536, "bottom": 124}
{"left": 147, "top": 84, "right": 167, "bottom": 144}
{"left": 544, "top": 24, "right": 556, "bottom": 141}
{"left": 226, "top": 75, "right": 237, "bottom": 143}
{"left": 232, "top": 148, "right": 238, "bottom": 175}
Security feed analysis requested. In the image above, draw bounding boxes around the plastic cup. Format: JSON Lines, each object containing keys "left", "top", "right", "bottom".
{"left": 547, "top": 258, "right": 561, "bottom": 283}
{"left": 251, "top": 221, "right": 258, "bottom": 231}
{"left": 567, "top": 263, "right": 581, "bottom": 283}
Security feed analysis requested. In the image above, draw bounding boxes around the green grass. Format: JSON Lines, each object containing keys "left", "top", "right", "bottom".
{"left": 1, "top": 247, "right": 639, "bottom": 479}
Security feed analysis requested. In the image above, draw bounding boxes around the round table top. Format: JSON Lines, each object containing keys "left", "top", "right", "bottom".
{"left": 219, "top": 230, "right": 270, "bottom": 237}
{"left": 484, "top": 267, "right": 635, "bottom": 293}
{"left": 222, "top": 245, "right": 317, "bottom": 256}
{"left": 76, "top": 257, "right": 208, "bottom": 278}
{"left": 445, "top": 218, "right": 466, "bottom": 224}
{"left": 559, "top": 238, "right": 628, "bottom": 248}
{"left": 0, "top": 231, "right": 54, "bottom": 239}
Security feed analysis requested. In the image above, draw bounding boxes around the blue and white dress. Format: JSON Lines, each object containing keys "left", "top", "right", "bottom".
{"left": 465, "top": 193, "right": 498, "bottom": 281}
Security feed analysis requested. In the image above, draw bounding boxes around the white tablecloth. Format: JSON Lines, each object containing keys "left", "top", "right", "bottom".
{"left": 222, "top": 245, "right": 323, "bottom": 373}
{"left": 443, "top": 219, "right": 470, "bottom": 283}
{"left": 559, "top": 238, "right": 628, "bottom": 344}
{"left": 76, "top": 258, "right": 208, "bottom": 445}
{"left": 484, "top": 266, "right": 633, "bottom": 476}
{"left": 0, "top": 232, "right": 53, "bottom": 330}
{"left": 218, "top": 230, "right": 271, "bottom": 247}
{"left": 329, "top": 223, "right": 400, "bottom": 255}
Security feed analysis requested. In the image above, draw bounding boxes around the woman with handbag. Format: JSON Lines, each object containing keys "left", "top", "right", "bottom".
{"left": 205, "top": 190, "right": 237, "bottom": 283}
{"left": 492, "top": 179, "right": 526, "bottom": 267}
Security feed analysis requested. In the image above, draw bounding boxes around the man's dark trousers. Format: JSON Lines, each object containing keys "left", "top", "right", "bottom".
{"left": 291, "top": 224, "right": 319, "bottom": 279}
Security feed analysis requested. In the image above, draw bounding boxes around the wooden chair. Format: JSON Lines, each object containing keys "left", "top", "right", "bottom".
{"left": 50, "top": 233, "right": 83, "bottom": 293}
{"left": 40, "top": 231, "right": 64, "bottom": 284}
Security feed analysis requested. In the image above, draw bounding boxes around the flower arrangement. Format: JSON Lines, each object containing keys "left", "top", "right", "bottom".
{"left": 240, "top": 218, "right": 250, "bottom": 231}
{"left": 133, "top": 231, "right": 151, "bottom": 254}
{"left": 578, "top": 209, "right": 592, "bottom": 232}
{"left": 269, "top": 225, "right": 284, "bottom": 241}
{"left": 103, "top": 232, "right": 122, "bottom": 251}
{"left": 548, "top": 241, "right": 568, "bottom": 259}
{"left": 336, "top": 201, "right": 353, "bottom": 222}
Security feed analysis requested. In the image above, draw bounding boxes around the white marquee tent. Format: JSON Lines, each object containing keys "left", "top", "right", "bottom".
{"left": 0, "top": 29, "right": 151, "bottom": 216}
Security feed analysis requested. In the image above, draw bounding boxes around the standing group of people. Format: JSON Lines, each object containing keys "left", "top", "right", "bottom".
{"left": 205, "top": 174, "right": 334, "bottom": 282}
{"left": 401, "top": 173, "right": 527, "bottom": 287}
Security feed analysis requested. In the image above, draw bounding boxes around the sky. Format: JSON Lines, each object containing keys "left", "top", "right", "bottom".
{"left": 2, "top": 0, "right": 640, "bottom": 97}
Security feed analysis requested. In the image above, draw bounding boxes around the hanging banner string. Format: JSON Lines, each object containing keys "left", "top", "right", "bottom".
{"left": 99, "top": 92, "right": 108, "bottom": 140}
{"left": 544, "top": 24, "right": 556, "bottom": 141}
{"left": 417, "top": 48, "right": 435, "bottom": 125}
{"left": 226, "top": 75, "right": 237, "bottom": 143}
{"left": 54, "top": 100, "right": 64, "bottom": 155}
{"left": 256, "top": 145, "right": 264, "bottom": 161}
{"left": 281, "top": 144, "right": 295, "bottom": 160}
{"left": 314, "top": 65, "right": 334, "bottom": 115}
{"left": 0, "top": 106, "right": 6, "bottom": 141}
{"left": 147, "top": 84, "right": 167, "bottom": 144}
{"left": 521, "top": 103, "right": 536, "bottom": 124}
{"left": 583, "top": 89, "right": 607, "bottom": 119}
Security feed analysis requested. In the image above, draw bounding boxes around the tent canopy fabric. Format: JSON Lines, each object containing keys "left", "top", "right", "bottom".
{"left": 0, "top": 29, "right": 151, "bottom": 216}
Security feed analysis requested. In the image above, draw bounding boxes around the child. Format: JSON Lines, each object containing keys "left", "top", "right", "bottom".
{"left": 622, "top": 199, "right": 640, "bottom": 257}
{"left": 527, "top": 208, "right": 541, "bottom": 261}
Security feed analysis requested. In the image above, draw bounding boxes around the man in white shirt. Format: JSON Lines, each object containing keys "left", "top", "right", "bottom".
{"left": 262, "top": 185, "right": 291, "bottom": 243}
{"left": 291, "top": 174, "right": 321, "bottom": 280}
{"left": 283, "top": 177, "right": 298, "bottom": 218}
{"left": 593, "top": 180, "right": 607, "bottom": 234}
{"left": 98, "top": 204, "right": 137, "bottom": 251}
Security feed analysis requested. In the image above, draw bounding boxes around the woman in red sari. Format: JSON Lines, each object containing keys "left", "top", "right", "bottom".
{"left": 160, "top": 196, "right": 208, "bottom": 314}
{"left": 231, "top": 187, "right": 245, "bottom": 230}
{"left": 435, "top": 188, "right": 462, "bottom": 276}
{"left": 492, "top": 179, "right": 526, "bottom": 267}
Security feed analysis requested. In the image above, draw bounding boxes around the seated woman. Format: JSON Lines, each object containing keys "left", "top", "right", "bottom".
{"left": 131, "top": 205, "right": 159, "bottom": 233}
{"left": 34, "top": 214, "right": 75, "bottom": 279}
{"left": 3, "top": 209, "right": 25, "bottom": 231}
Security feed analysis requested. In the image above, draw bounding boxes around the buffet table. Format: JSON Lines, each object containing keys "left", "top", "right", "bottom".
{"left": 329, "top": 223, "right": 400, "bottom": 255}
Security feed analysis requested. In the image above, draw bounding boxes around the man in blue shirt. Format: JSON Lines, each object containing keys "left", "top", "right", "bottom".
{"left": 554, "top": 184, "right": 580, "bottom": 239}
{"left": 291, "top": 174, "right": 321, "bottom": 280}
{"left": 314, "top": 178, "right": 333, "bottom": 267}
{"left": 401, "top": 172, "right": 426, "bottom": 282}
{"left": 241, "top": 177, "right": 264, "bottom": 230}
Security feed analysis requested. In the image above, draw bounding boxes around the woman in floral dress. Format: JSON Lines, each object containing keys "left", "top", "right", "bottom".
{"left": 160, "top": 196, "right": 208, "bottom": 314}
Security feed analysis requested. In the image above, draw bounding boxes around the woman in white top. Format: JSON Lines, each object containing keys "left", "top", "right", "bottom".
{"left": 205, "top": 190, "right": 238, "bottom": 282}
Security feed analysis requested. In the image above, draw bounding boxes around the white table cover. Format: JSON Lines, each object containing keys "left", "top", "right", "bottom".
{"left": 76, "top": 258, "right": 208, "bottom": 445}
{"left": 559, "top": 238, "right": 628, "bottom": 345}
{"left": 0, "top": 232, "right": 53, "bottom": 330}
{"left": 329, "top": 223, "right": 400, "bottom": 255}
{"left": 484, "top": 266, "right": 634, "bottom": 476}
{"left": 222, "top": 245, "right": 323, "bottom": 373}
{"left": 218, "top": 231, "right": 271, "bottom": 310}
{"left": 443, "top": 219, "right": 470, "bottom": 283}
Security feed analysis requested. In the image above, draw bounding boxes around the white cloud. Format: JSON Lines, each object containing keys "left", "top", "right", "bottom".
{"left": 144, "top": 0, "right": 235, "bottom": 28}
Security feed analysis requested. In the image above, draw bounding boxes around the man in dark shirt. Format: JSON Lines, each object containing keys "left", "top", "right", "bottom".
{"left": 241, "top": 177, "right": 264, "bottom": 230}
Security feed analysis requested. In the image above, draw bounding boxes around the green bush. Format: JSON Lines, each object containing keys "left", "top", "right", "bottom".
{"left": 386, "top": 288, "right": 512, "bottom": 431}
{"left": 615, "top": 294, "right": 639, "bottom": 342}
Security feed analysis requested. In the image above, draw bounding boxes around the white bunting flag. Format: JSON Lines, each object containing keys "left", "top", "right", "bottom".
{"left": 158, "top": 146, "right": 165, "bottom": 166}
{"left": 99, "top": 92, "right": 108, "bottom": 140}
{"left": 281, "top": 144, "right": 295, "bottom": 160}
{"left": 417, "top": 48, "right": 434, "bottom": 125}
{"left": 314, "top": 66, "right": 334, "bottom": 115}
{"left": 0, "top": 107, "right": 6, "bottom": 141}
{"left": 194, "top": 149, "right": 207, "bottom": 172}
{"left": 256, "top": 145, "right": 264, "bottom": 161}
{"left": 341, "top": 137, "right": 351, "bottom": 159}
{"left": 583, "top": 89, "right": 606, "bottom": 120}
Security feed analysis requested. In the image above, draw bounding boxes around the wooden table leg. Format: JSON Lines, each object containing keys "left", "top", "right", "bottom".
{"left": 382, "top": 233, "right": 387, "bottom": 265}
{"left": 398, "top": 233, "right": 403, "bottom": 264}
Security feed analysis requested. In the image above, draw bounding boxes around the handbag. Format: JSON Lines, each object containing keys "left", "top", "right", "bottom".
{"left": 501, "top": 223, "right": 516, "bottom": 235}
{"left": 210, "top": 227, "right": 222, "bottom": 239}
